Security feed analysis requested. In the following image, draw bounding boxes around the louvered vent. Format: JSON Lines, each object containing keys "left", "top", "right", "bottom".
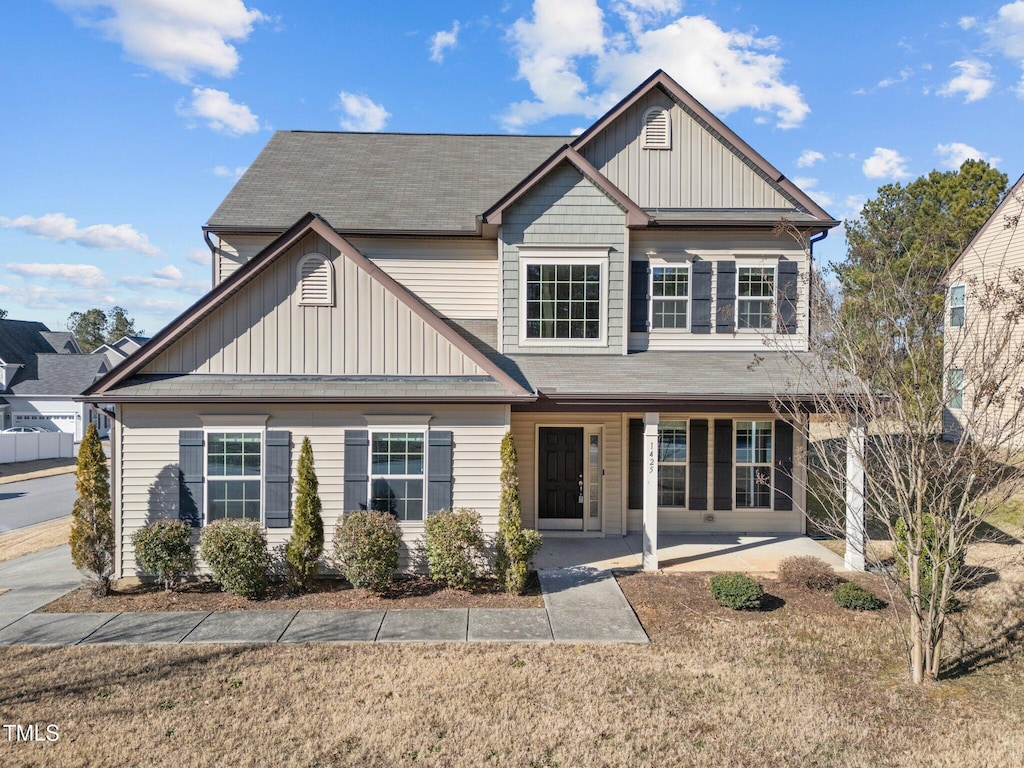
{"left": 298, "top": 254, "right": 333, "bottom": 306}
{"left": 643, "top": 107, "right": 670, "bottom": 150}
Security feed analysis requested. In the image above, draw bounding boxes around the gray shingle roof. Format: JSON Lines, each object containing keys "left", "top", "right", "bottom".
{"left": 0, "top": 319, "right": 57, "bottom": 365}
{"left": 8, "top": 354, "right": 107, "bottom": 396}
{"left": 207, "top": 132, "right": 572, "bottom": 233}
{"left": 39, "top": 331, "right": 78, "bottom": 354}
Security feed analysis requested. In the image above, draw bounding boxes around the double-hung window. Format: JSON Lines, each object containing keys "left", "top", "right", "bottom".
{"left": 735, "top": 420, "right": 772, "bottom": 508}
{"left": 651, "top": 266, "right": 690, "bottom": 330}
{"left": 206, "top": 432, "right": 262, "bottom": 522}
{"left": 949, "top": 285, "right": 965, "bottom": 328}
{"left": 370, "top": 432, "right": 425, "bottom": 521}
{"left": 737, "top": 266, "right": 775, "bottom": 330}
{"left": 657, "top": 421, "right": 688, "bottom": 507}
{"left": 948, "top": 368, "right": 965, "bottom": 410}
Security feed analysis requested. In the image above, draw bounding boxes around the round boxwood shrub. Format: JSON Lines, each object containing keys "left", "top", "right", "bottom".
{"left": 778, "top": 555, "right": 839, "bottom": 591}
{"left": 833, "top": 582, "right": 885, "bottom": 611}
{"left": 709, "top": 573, "right": 764, "bottom": 610}
{"left": 132, "top": 519, "right": 195, "bottom": 591}
{"left": 198, "top": 519, "right": 270, "bottom": 600}
{"left": 424, "top": 508, "right": 485, "bottom": 590}
{"left": 333, "top": 511, "right": 401, "bottom": 594}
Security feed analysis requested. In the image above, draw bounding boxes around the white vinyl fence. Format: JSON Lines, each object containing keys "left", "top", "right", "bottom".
{"left": 0, "top": 432, "right": 74, "bottom": 463}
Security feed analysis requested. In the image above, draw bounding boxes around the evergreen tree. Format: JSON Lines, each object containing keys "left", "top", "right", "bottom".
{"left": 105, "top": 306, "right": 141, "bottom": 343}
{"left": 69, "top": 423, "right": 114, "bottom": 596}
{"left": 285, "top": 437, "right": 324, "bottom": 591}
{"left": 495, "top": 432, "right": 542, "bottom": 595}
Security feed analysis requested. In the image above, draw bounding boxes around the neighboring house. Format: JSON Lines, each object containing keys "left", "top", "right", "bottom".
{"left": 85, "top": 70, "right": 838, "bottom": 578}
{"left": 93, "top": 335, "right": 150, "bottom": 369}
{"left": 0, "top": 319, "right": 108, "bottom": 439}
{"left": 943, "top": 173, "right": 1024, "bottom": 442}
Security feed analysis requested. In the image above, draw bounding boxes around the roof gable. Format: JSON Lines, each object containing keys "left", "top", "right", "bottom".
{"left": 0, "top": 319, "right": 55, "bottom": 365}
{"left": 950, "top": 172, "right": 1024, "bottom": 275}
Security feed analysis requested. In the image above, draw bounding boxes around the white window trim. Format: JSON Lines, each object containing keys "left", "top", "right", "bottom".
{"left": 734, "top": 419, "right": 774, "bottom": 511}
{"left": 735, "top": 262, "right": 778, "bottom": 333}
{"left": 948, "top": 368, "right": 965, "bottom": 411}
{"left": 657, "top": 419, "right": 689, "bottom": 509}
{"left": 518, "top": 249, "right": 610, "bottom": 347}
{"left": 949, "top": 284, "right": 966, "bottom": 328}
{"left": 296, "top": 253, "right": 335, "bottom": 307}
{"left": 649, "top": 262, "right": 691, "bottom": 333}
{"left": 642, "top": 106, "right": 671, "bottom": 150}
{"left": 203, "top": 428, "right": 266, "bottom": 526}
{"left": 367, "top": 428, "right": 428, "bottom": 524}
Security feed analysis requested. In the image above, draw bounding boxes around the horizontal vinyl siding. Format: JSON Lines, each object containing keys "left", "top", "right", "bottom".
{"left": 579, "top": 90, "right": 798, "bottom": 211}
{"left": 116, "top": 403, "right": 507, "bottom": 577}
{"left": 215, "top": 234, "right": 272, "bottom": 285}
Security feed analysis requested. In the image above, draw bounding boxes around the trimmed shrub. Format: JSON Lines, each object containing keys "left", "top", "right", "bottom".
{"left": 69, "top": 423, "right": 115, "bottom": 596}
{"left": 284, "top": 437, "right": 325, "bottom": 592}
{"left": 132, "top": 520, "right": 195, "bottom": 591}
{"left": 778, "top": 555, "right": 840, "bottom": 590}
{"left": 333, "top": 511, "right": 401, "bottom": 594}
{"left": 833, "top": 582, "right": 885, "bottom": 611}
{"left": 199, "top": 519, "right": 270, "bottom": 600}
{"left": 494, "top": 432, "right": 543, "bottom": 595}
{"left": 709, "top": 573, "right": 764, "bottom": 610}
{"left": 424, "top": 508, "right": 485, "bottom": 589}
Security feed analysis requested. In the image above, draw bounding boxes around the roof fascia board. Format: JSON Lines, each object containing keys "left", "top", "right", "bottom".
{"left": 81, "top": 394, "right": 535, "bottom": 404}
{"left": 205, "top": 225, "right": 486, "bottom": 239}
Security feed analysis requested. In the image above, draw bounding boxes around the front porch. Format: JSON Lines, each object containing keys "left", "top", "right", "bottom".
{"left": 533, "top": 533, "right": 848, "bottom": 573}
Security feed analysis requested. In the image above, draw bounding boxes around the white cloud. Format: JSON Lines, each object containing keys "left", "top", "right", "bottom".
{"left": 178, "top": 87, "right": 259, "bottom": 135}
{"left": 862, "top": 147, "right": 910, "bottom": 180}
{"left": 937, "top": 59, "right": 995, "bottom": 102}
{"left": 185, "top": 247, "right": 211, "bottom": 265}
{"left": 0, "top": 285, "right": 116, "bottom": 312}
{"left": 935, "top": 142, "right": 1001, "bottom": 170}
{"left": 792, "top": 176, "right": 817, "bottom": 189}
{"left": 337, "top": 92, "right": 391, "bottom": 132}
{"left": 959, "top": 16, "right": 978, "bottom": 30}
{"left": 502, "top": 1, "right": 810, "bottom": 131}
{"left": 120, "top": 264, "right": 207, "bottom": 294}
{"left": 878, "top": 67, "right": 913, "bottom": 88}
{"left": 429, "top": 21, "right": 460, "bottom": 63}
{"left": 154, "top": 264, "right": 182, "bottom": 280}
{"left": 987, "top": 2, "right": 1024, "bottom": 58}
{"left": 791, "top": 177, "right": 833, "bottom": 208}
{"left": 5, "top": 262, "right": 109, "bottom": 289}
{"left": 56, "top": 0, "right": 266, "bottom": 83}
{"left": 0, "top": 212, "right": 161, "bottom": 256}
{"left": 796, "top": 149, "right": 825, "bottom": 168}
{"left": 213, "top": 165, "right": 247, "bottom": 178}
{"left": 841, "top": 194, "right": 867, "bottom": 219}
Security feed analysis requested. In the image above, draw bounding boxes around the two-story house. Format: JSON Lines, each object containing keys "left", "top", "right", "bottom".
{"left": 85, "top": 71, "right": 838, "bottom": 578}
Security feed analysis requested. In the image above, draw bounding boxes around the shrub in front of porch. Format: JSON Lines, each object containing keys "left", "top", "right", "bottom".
{"left": 833, "top": 582, "right": 885, "bottom": 611}
{"left": 495, "top": 431, "right": 542, "bottom": 595}
{"left": 333, "top": 511, "right": 400, "bottom": 594}
{"left": 778, "top": 556, "right": 840, "bottom": 591}
{"left": 709, "top": 573, "right": 764, "bottom": 610}
{"left": 199, "top": 519, "right": 271, "bottom": 600}
{"left": 132, "top": 520, "right": 195, "bottom": 591}
{"left": 424, "top": 508, "right": 485, "bottom": 589}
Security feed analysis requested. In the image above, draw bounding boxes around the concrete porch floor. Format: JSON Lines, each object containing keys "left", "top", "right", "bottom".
{"left": 533, "top": 533, "right": 848, "bottom": 573}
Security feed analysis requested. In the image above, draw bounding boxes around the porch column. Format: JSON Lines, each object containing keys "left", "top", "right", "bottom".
{"left": 642, "top": 412, "right": 659, "bottom": 571}
{"left": 845, "top": 417, "right": 867, "bottom": 572}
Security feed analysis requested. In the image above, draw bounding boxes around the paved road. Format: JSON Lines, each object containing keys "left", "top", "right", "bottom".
{"left": 0, "top": 473, "right": 76, "bottom": 532}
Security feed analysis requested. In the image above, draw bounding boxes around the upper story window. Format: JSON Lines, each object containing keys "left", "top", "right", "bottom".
{"left": 658, "top": 421, "right": 688, "bottom": 507}
{"left": 949, "top": 285, "right": 965, "bottom": 328}
{"left": 370, "top": 431, "right": 425, "bottom": 522}
{"left": 642, "top": 106, "right": 671, "bottom": 150}
{"left": 520, "top": 250, "right": 608, "bottom": 345}
{"left": 206, "top": 432, "right": 262, "bottom": 522}
{"left": 735, "top": 420, "right": 772, "bottom": 509}
{"left": 651, "top": 265, "right": 690, "bottom": 330}
{"left": 297, "top": 253, "right": 334, "bottom": 306}
{"left": 737, "top": 266, "right": 775, "bottom": 330}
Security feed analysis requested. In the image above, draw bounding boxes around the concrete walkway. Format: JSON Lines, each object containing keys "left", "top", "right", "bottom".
{"left": 0, "top": 545, "right": 79, "bottom": 631}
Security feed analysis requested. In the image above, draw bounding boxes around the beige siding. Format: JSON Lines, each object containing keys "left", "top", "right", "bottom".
{"left": 215, "top": 234, "right": 270, "bottom": 285}
{"left": 144, "top": 231, "right": 487, "bottom": 376}
{"left": 579, "top": 90, "right": 797, "bottom": 210}
{"left": 628, "top": 230, "right": 810, "bottom": 353}
{"left": 115, "top": 403, "right": 507, "bottom": 577}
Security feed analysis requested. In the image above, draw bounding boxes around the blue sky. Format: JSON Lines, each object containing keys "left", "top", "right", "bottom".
{"left": 2, "top": 0, "right": 1023, "bottom": 335}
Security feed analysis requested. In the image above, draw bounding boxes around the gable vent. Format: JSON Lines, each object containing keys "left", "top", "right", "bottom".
{"left": 297, "top": 254, "right": 334, "bottom": 306}
{"left": 642, "top": 107, "right": 670, "bottom": 150}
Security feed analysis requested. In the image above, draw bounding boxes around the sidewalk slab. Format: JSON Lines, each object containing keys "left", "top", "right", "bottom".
{"left": 80, "top": 611, "right": 210, "bottom": 645}
{"left": 0, "top": 612, "right": 117, "bottom": 646}
{"left": 377, "top": 609, "right": 467, "bottom": 643}
{"left": 182, "top": 610, "right": 297, "bottom": 644}
{"left": 546, "top": 606, "right": 648, "bottom": 644}
{"left": 538, "top": 567, "right": 632, "bottom": 611}
{"left": 280, "top": 610, "right": 385, "bottom": 643}
{"left": 468, "top": 608, "right": 552, "bottom": 642}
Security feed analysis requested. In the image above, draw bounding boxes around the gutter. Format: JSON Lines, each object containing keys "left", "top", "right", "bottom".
{"left": 77, "top": 394, "right": 538, "bottom": 405}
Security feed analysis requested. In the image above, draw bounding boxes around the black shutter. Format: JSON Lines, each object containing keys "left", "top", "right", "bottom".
{"left": 777, "top": 260, "right": 799, "bottom": 334}
{"left": 178, "top": 430, "right": 204, "bottom": 527}
{"left": 264, "top": 431, "right": 292, "bottom": 528}
{"left": 713, "top": 419, "right": 733, "bottom": 510}
{"left": 628, "top": 418, "right": 644, "bottom": 509}
{"left": 344, "top": 430, "right": 369, "bottom": 511}
{"left": 774, "top": 420, "right": 794, "bottom": 511}
{"left": 716, "top": 261, "right": 736, "bottom": 333}
{"left": 688, "top": 420, "right": 708, "bottom": 510}
{"left": 427, "top": 430, "right": 453, "bottom": 515}
{"left": 691, "top": 261, "right": 712, "bottom": 334}
{"left": 630, "top": 260, "right": 650, "bottom": 332}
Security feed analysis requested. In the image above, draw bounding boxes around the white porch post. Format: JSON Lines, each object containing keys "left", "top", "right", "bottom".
{"left": 845, "top": 417, "right": 867, "bottom": 572}
{"left": 642, "top": 412, "right": 659, "bottom": 572}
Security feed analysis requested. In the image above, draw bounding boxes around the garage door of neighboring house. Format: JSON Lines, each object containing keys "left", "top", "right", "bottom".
{"left": 13, "top": 413, "right": 78, "bottom": 434}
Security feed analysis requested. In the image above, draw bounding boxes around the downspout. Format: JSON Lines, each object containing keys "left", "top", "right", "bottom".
{"left": 203, "top": 228, "right": 217, "bottom": 288}
{"left": 808, "top": 229, "right": 830, "bottom": 345}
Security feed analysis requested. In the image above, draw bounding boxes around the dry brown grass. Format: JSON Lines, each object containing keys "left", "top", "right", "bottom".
{"left": 0, "top": 516, "right": 69, "bottom": 562}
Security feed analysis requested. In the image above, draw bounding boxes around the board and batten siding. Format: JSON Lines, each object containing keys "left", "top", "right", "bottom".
{"left": 579, "top": 89, "right": 797, "bottom": 211}
{"left": 115, "top": 403, "right": 507, "bottom": 577}
{"left": 500, "top": 162, "right": 627, "bottom": 354}
{"left": 215, "top": 234, "right": 498, "bottom": 320}
{"left": 628, "top": 230, "right": 810, "bottom": 353}
{"left": 144, "top": 231, "right": 487, "bottom": 377}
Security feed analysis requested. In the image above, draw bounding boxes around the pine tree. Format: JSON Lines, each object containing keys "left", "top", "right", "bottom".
{"left": 495, "top": 431, "right": 541, "bottom": 595}
{"left": 285, "top": 437, "right": 324, "bottom": 591}
{"left": 69, "top": 423, "right": 114, "bottom": 596}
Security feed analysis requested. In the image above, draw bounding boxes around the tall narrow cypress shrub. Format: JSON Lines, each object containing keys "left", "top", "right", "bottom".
{"left": 495, "top": 431, "right": 542, "bottom": 595}
{"left": 69, "top": 423, "right": 114, "bottom": 596}
{"left": 285, "top": 436, "right": 324, "bottom": 591}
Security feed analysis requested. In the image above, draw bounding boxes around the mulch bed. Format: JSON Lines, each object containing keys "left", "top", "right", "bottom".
{"left": 41, "top": 573, "right": 543, "bottom": 613}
